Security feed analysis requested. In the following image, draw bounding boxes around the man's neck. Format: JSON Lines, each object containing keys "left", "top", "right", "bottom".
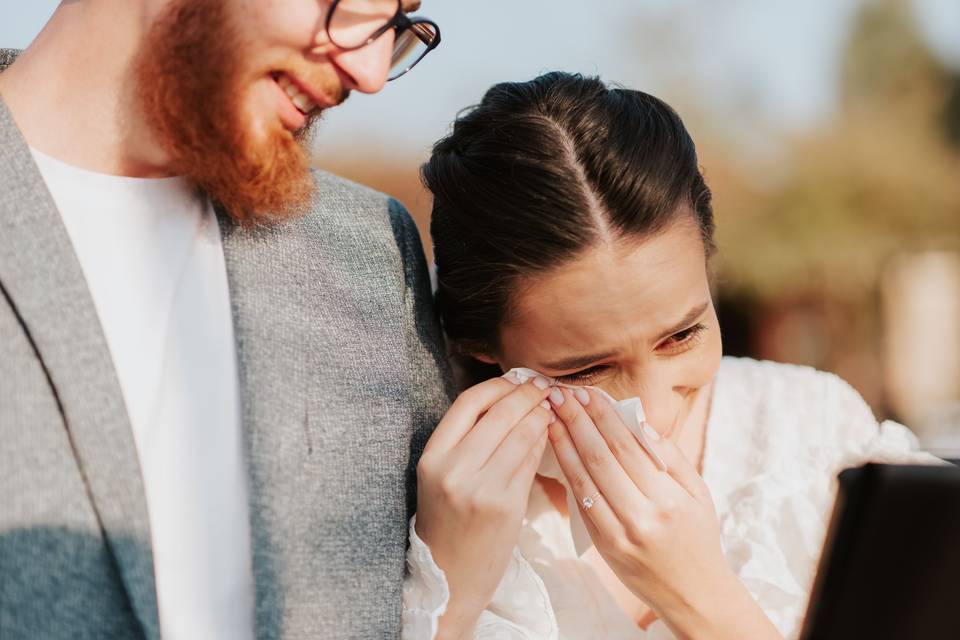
{"left": 0, "top": 1, "right": 175, "bottom": 177}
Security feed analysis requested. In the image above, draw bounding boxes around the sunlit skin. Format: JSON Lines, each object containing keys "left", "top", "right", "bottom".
{"left": 0, "top": 0, "right": 414, "bottom": 177}
{"left": 482, "top": 216, "right": 722, "bottom": 457}
{"left": 475, "top": 216, "right": 723, "bottom": 627}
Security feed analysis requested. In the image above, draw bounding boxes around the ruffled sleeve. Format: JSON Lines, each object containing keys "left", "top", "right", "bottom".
{"left": 478, "top": 547, "right": 559, "bottom": 639}
{"left": 402, "top": 516, "right": 559, "bottom": 640}
{"left": 402, "top": 516, "right": 449, "bottom": 640}
{"left": 825, "top": 373, "right": 943, "bottom": 468}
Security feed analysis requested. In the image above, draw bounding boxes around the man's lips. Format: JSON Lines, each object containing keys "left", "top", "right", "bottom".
{"left": 272, "top": 79, "right": 307, "bottom": 132}
{"left": 269, "top": 71, "right": 340, "bottom": 132}
{"left": 276, "top": 72, "right": 338, "bottom": 112}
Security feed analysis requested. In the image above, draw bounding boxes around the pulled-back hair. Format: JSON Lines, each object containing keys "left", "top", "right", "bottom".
{"left": 424, "top": 72, "right": 715, "bottom": 358}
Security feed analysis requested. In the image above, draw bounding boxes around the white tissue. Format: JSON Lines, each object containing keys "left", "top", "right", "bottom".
{"left": 504, "top": 367, "right": 667, "bottom": 555}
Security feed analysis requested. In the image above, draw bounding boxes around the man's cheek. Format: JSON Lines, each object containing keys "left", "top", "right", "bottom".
{"left": 240, "top": 78, "right": 281, "bottom": 143}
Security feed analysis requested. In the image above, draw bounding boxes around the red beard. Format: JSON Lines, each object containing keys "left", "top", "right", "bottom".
{"left": 134, "top": 0, "right": 316, "bottom": 225}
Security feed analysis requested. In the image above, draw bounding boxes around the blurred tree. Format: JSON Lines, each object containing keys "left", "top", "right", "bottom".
{"left": 711, "top": 0, "right": 960, "bottom": 412}
{"left": 716, "top": 0, "right": 960, "bottom": 299}
{"left": 842, "top": 0, "right": 946, "bottom": 113}
{"left": 944, "top": 75, "right": 960, "bottom": 147}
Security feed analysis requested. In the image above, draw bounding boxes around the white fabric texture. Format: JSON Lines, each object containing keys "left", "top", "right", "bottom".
{"left": 402, "top": 357, "right": 941, "bottom": 639}
{"left": 32, "top": 149, "right": 255, "bottom": 640}
{"left": 404, "top": 516, "right": 451, "bottom": 639}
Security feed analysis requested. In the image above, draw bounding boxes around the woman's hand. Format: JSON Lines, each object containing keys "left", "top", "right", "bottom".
{"left": 548, "top": 387, "right": 782, "bottom": 640}
{"left": 415, "top": 374, "right": 554, "bottom": 640}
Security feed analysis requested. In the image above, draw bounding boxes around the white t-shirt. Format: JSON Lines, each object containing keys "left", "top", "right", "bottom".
{"left": 32, "top": 149, "right": 255, "bottom": 640}
{"left": 402, "top": 357, "right": 940, "bottom": 640}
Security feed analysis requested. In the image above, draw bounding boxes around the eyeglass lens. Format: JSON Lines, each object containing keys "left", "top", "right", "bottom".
{"left": 327, "top": 0, "right": 398, "bottom": 49}
{"left": 389, "top": 22, "right": 437, "bottom": 79}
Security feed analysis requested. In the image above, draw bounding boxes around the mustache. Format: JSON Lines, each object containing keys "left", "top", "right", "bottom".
{"left": 293, "top": 87, "right": 350, "bottom": 144}
{"left": 284, "top": 69, "right": 352, "bottom": 110}
{"left": 332, "top": 86, "right": 351, "bottom": 107}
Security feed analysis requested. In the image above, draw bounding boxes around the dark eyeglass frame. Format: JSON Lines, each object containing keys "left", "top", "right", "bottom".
{"left": 325, "top": 0, "right": 442, "bottom": 81}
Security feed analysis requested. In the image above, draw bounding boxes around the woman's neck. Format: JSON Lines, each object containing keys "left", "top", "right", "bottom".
{"left": 673, "top": 380, "right": 715, "bottom": 474}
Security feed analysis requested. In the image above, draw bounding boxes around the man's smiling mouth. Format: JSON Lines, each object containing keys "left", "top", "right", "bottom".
{"left": 275, "top": 72, "right": 318, "bottom": 116}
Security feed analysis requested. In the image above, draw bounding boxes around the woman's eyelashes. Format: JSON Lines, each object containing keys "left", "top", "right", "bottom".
{"left": 657, "top": 323, "right": 707, "bottom": 355}
{"left": 553, "top": 364, "right": 609, "bottom": 385}
{"left": 551, "top": 325, "right": 709, "bottom": 383}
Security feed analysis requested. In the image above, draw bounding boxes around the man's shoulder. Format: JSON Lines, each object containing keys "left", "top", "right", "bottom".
{"left": 305, "top": 168, "right": 417, "bottom": 238}
{"left": 309, "top": 168, "right": 390, "bottom": 206}
{"left": 301, "top": 168, "right": 423, "bottom": 261}
{"left": 307, "top": 169, "right": 404, "bottom": 219}
{"left": 223, "top": 169, "right": 427, "bottom": 293}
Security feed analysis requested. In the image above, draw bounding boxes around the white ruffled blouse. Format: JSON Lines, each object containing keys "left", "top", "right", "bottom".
{"left": 402, "top": 357, "right": 941, "bottom": 639}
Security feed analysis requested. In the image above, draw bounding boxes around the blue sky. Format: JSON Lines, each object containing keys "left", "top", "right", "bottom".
{"left": 3, "top": 0, "right": 958, "bottom": 157}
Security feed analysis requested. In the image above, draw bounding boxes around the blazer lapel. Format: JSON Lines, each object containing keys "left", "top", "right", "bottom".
{"left": 217, "top": 210, "right": 308, "bottom": 638}
{"left": 0, "top": 98, "right": 160, "bottom": 639}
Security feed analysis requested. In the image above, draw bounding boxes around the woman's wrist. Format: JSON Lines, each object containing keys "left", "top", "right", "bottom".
{"left": 434, "top": 599, "right": 482, "bottom": 640}
{"left": 656, "top": 570, "right": 782, "bottom": 640}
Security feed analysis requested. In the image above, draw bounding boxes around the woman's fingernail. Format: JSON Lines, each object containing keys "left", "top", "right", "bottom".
{"left": 548, "top": 410, "right": 558, "bottom": 424}
{"left": 574, "top": 388, "right": 590, "bottom": 405}
{"left": 643, "top": 424, "right": 661, "bottom": 442}
{"left": 533, "top": 376, "right": 550, "bottom": 390}
{"left": 540, "top": 400, "right": 550, "bottom": 410}
{"left": 549, "top": 388, "right": 564, "bottom": 406}
{"left": 503, "top": 371, "right": 521, "bottom": 385}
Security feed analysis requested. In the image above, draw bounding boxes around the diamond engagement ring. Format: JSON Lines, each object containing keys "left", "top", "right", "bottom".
{"left": 581, "top": 491, "right": 602, "bottom": 510}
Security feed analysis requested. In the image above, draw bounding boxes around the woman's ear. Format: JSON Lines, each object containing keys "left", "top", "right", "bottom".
{"left": 471, "top": 352, "right": 499, "bottom": 365}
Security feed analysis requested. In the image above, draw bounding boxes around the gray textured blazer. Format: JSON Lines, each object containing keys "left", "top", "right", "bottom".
{"left": 0, "top": 49, "right": 451, "bottom": 639}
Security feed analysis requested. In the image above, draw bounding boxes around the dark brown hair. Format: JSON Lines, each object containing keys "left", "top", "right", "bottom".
{"left": 424, "top": 72, "right": 714, "bottom": 359}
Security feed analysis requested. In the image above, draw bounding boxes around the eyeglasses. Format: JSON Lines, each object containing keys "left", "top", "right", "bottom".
{"left": 325, "top": 0, "right": 441, "bottom": 81}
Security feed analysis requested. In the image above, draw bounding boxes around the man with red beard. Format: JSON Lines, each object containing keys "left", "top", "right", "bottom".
{"left": 0, "top": 1, "right": 448, "bottom": 639}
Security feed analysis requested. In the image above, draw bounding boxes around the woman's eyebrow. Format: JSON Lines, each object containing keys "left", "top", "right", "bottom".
{"left": 538, "top": 302, "right": 711, "bottom": 371}
{"left": 655, "top": 301, "right": 710, "bottom": 342}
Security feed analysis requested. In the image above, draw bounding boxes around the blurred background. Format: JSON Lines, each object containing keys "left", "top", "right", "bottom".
{"left": 4, "top": 0, "right": 959, "bottom": 457}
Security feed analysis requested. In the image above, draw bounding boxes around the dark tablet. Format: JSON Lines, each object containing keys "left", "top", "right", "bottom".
{"left": 799, "top": 462, "right": 960, "bottom": 639}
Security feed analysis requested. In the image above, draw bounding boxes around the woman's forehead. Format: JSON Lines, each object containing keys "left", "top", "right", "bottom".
{"left": 500, "top": 221, "right": 710, "bottom": 356}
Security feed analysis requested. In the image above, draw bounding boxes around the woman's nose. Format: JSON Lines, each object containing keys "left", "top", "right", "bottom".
{"left": 606, "top": 373, "right": 686, "bottom": 433}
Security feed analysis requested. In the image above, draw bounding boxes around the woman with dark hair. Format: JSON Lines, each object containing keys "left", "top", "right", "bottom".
{"left": 401, "top": 72, "right": 936, "bottom": 639}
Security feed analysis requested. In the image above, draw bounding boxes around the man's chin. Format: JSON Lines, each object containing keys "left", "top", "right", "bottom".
{"left": 198, "top": 138, "right": 315, "bottom": 226}
{"left": 133, "top": 0, "right": 318, "bottom": 225}
{"left": 293, "top": 108, "right": 324, "bottom": 144}
{"left": 181, "top": 111, "right": 318, "bottom": 225}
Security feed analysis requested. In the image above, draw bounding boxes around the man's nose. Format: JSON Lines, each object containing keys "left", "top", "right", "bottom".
{"left": 328, "top": 31, "right": 394, "bottom": 94}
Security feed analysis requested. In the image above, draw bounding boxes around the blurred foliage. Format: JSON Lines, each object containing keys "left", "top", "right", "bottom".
{"left": 944, "top": 76, "right": 960, "bottom": 147}
{"left": 714, "top": 0, "right": 960, "bottom": 300}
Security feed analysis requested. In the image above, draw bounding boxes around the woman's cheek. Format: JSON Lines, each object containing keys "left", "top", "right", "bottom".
{"left": 643, "top": 333, "right": 723, "bottom": 432}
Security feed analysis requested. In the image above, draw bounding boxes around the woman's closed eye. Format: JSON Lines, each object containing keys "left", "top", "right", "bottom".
{"left": 551, "top": 325, "right": 708, "bottom": 383}
{"left": 553, "top": 364, "right": 609, "bottom": 385}
{"left": 657, "top": 323, "right": 707, "bottom": 355}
